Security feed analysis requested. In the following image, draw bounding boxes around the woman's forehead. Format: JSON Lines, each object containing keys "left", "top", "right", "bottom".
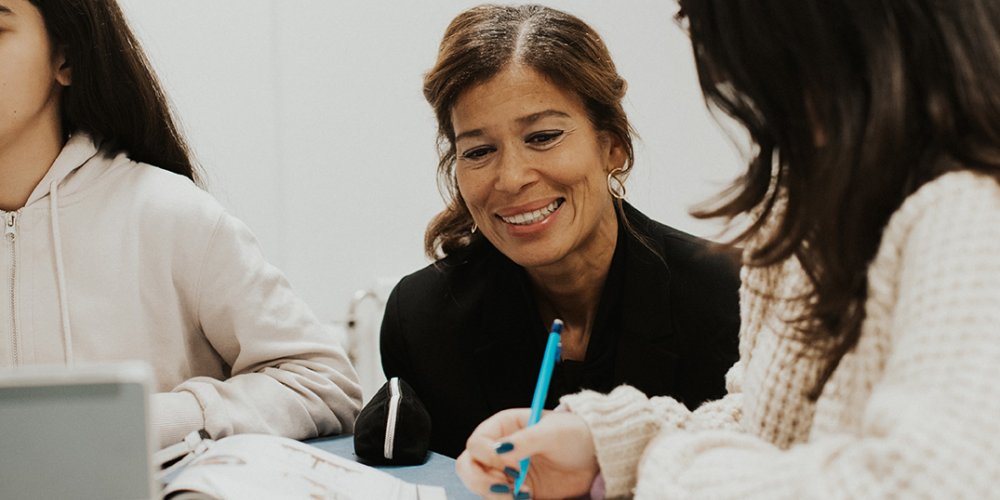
{"left": 452, "top": 66, "right": 585, "bottom": 131}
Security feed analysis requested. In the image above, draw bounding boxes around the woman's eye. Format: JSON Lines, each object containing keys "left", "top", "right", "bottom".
{"left": 461, "top": 146, "right": 494, "bottom": 160}
{"left": 527, "top": 130, "right": 564, "bottom": 145}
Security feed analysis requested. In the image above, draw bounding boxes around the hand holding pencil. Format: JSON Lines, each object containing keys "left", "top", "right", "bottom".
{"left": 455, "top": 407, "right": 599, "bottom": 499}
{"left": 455, "top": 320, "right": 600, "bottom": 499}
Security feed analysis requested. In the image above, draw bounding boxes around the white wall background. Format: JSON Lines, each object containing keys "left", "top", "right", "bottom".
{"left": 116, "top": 0, "right": 743, "bottom": 336}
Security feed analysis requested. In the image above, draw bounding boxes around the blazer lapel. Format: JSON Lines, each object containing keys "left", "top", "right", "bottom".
{"left": 614, "top": 205, "right": 681, "bottom": 397}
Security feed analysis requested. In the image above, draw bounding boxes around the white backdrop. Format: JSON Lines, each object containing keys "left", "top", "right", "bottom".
{"left": 117, "top": 0, "right": 744, "bottom": 327}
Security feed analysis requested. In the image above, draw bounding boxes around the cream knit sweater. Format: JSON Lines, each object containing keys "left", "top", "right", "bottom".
{"left": 563, "top": 171, "right": 1000, "bottom": 498}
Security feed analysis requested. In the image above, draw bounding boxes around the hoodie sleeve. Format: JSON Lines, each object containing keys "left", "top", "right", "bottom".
{"left": 166, "top": 211, "right": 362, "bottom": 443}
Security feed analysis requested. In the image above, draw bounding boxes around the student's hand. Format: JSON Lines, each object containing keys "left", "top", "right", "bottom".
{"left": 455, "top": 408, "right": 599, "bottom": 499}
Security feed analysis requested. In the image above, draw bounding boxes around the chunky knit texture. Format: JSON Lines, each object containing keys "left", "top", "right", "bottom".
{"left": 562, "top": 171, "right": 1000, "bottom": 498}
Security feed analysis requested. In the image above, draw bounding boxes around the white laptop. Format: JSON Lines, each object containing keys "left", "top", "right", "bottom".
{"left": 0, "top": 362, "right": 157, "bottom": 500}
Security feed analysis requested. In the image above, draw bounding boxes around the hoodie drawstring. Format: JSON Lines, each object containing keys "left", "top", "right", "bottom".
{"left": 49, "top": 181, "right": 74, "bottom": 364}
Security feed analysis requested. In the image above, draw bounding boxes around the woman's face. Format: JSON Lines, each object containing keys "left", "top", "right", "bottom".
{"left": 451, "top": 65, "right": 624, "bottom": 272}
{"left": 0, "top": 0, "right": 69, "bottom": 153}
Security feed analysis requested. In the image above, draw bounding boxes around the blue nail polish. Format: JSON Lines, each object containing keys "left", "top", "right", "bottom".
{"left": 504, "top": 466, "right": 520, "bottom": 479}
{"left": 514, "top": 491, "right": 531, "bottom": 500}
{"left": 489, "top": 483, "right": 511, "bottom": 493}
{"left": 495, "top": 442, "right": 514, "bottom": 454}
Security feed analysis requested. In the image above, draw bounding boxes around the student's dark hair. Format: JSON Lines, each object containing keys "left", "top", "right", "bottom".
{"left": 423, "top": 4, "right": 635, "bottom": 259}
{"left": 30, "top": 0, "right": 200, "bottom": 184}
{"left": 679, "top": 0, "right": 1000, "bottom": 397}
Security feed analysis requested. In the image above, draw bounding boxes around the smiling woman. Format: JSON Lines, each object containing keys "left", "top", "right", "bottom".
{"left": 453, "top": 65, "right": 621, "bottom": 283}
{"left": 377, "top": 3, "right": 742, "bottom": 459}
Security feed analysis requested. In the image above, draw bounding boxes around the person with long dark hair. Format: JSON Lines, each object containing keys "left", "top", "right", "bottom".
{"left": 0, "top": 0, "right": 361, "bottom": 448}
{"left": 377, "top": 4, "right": 741, "bottom": 459}
{"left": 456, "top": 1, "right": 1000, "bottom": 498}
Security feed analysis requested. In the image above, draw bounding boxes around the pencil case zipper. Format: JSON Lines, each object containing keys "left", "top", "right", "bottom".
{"left": 384, "top": 377, "right": 402, "bottom": 459}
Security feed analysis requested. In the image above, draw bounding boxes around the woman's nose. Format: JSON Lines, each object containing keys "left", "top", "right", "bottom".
{"left": 493, "top": 148, "right": 538, "bottom": 194}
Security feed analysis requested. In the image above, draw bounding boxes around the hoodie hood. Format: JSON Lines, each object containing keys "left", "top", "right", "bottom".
{"left": 24, "top": 132, "right": 102, "bottom": 207}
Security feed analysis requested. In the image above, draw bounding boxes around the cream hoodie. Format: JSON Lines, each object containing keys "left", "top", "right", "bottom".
{"left": 0, "top": 133, "right": 362, "bottom": 447}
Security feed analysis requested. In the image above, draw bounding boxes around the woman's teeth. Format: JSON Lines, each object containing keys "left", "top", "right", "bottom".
{"left": 499, "top": 199, "right": 563, "bottom": 225}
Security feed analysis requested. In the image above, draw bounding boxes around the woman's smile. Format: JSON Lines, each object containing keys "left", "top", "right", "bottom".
{"left": 496, "top": 197, "right": 564, "bottom": 235}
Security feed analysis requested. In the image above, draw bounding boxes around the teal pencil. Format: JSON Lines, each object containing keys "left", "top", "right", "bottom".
{"left": 513, "top": 319, "right": 563, "bottom": 497}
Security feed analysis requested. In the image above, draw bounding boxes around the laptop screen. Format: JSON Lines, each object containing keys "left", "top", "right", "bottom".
{"left": 0, "top": 363, "right": 155, "bottom": 500}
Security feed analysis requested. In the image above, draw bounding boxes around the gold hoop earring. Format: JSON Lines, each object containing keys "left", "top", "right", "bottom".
{"left": 607, "top": 168, "right": 627, "bottom": 200}
{"left": 470, "top": 223, "right": 478, "bottom": 234}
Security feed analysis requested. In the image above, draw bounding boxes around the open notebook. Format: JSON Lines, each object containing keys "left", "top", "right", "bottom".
{"left": 0, "top": 362, "right": 157, "bottom": 500}
{"left": 161, "top": 433, "right": 446, "bottom": 500}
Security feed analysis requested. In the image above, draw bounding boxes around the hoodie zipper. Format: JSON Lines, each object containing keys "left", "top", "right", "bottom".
{"left": 5, "top": 211, "right": 18, "bottom": 366}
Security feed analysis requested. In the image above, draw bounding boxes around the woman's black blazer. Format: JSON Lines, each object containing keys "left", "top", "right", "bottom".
{"left": 380, "top": 203, "right": 740, "bottom": 458}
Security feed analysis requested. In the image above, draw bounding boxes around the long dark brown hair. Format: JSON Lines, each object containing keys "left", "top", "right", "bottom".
{"left": 30, "top": 0, "right": 200, "bottom": 183}
{"left": 680, "top": 0, "right": 1000, "bottom": 397}
{"left": 423, "top": 4, "right": 635, "bottom": 259}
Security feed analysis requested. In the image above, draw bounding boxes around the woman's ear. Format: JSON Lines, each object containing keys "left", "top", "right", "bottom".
{"left": 601, "top": 132, "right": 627, "bottom": 173}
{"left": 53, "top": 45, "right": 72, "bottom": 86}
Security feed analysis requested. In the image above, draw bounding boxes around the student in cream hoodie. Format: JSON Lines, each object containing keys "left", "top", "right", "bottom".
{"left": 0, "top": 0, "right": 361, "bottom": 448}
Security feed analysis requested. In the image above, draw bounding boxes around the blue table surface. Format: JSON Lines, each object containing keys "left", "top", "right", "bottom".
{"left": 307, "top": 435, "right": 477, "bottom": 500}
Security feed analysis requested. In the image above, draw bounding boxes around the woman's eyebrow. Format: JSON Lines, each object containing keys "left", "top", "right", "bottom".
{"left": 455, "top": 109, "right": 572, "bottom": 142}
{"left": 517, "top": 109, "right": 571, "bottom": 125}
{"left": 455, "top": 128, "right": 485, "bottom": 143}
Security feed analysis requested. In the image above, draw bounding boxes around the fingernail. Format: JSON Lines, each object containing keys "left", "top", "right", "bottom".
{"left": 489, "top": 483, "right": 511, "bottom": 493}
{"left": 494, "top": 442, "right": 514, "bottom": 454}
{"left": 503, "top": 466, "right": 520, "bottom": 479}
{"left": 514, "top": 491, "right": 531, "bottom": 500}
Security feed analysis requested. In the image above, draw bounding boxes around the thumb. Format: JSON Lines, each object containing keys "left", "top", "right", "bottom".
{"left": 493, "top": 411, "right": 566, "bottom": 467}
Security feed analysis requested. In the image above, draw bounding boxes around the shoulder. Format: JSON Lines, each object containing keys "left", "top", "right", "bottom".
{"left": 381, "top": 244, "right": 497, "bottom": 361}
{"left": 881, "top": 170, "right": 1000, "bottom": 267}
{"left": 865, "top": 170, "right": 1000, "bottom": 362}
{"left": 126, "top": 160, "right": 223, "bottom": 219}
{"left": 90, "top": 151, "right": 227, "bottom": 235}
{"left": 390, "top": 240, "right": 495, "bottom": 311}
{"left": 895, "top": 170, "right": 1000, "bottom": 224}
{"left": 383, "top": 239, "right": 520, "bottom": 349}
{"left": 67, "top": 150, "right": 241, "bottom": 266}
{"left": 620, "top": 205, "right": 741, "bottom": 327}
{"left": 623, "top": 203, "right": 740, "bottom": 279}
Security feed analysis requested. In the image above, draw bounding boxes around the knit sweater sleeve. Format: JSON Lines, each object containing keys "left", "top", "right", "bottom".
{"left": 560, "top": 359, "right": 746, "bottom": 497}
{"left": 172, "top": 211, "right": 362, "bottom": 442}
{"left": 626, "top": 174, "right": 1000, "bottom": 499}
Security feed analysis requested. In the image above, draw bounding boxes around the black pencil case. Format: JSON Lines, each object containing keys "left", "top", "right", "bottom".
{"left": 353, "top": 377, "right": 432, "bottom": 465}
